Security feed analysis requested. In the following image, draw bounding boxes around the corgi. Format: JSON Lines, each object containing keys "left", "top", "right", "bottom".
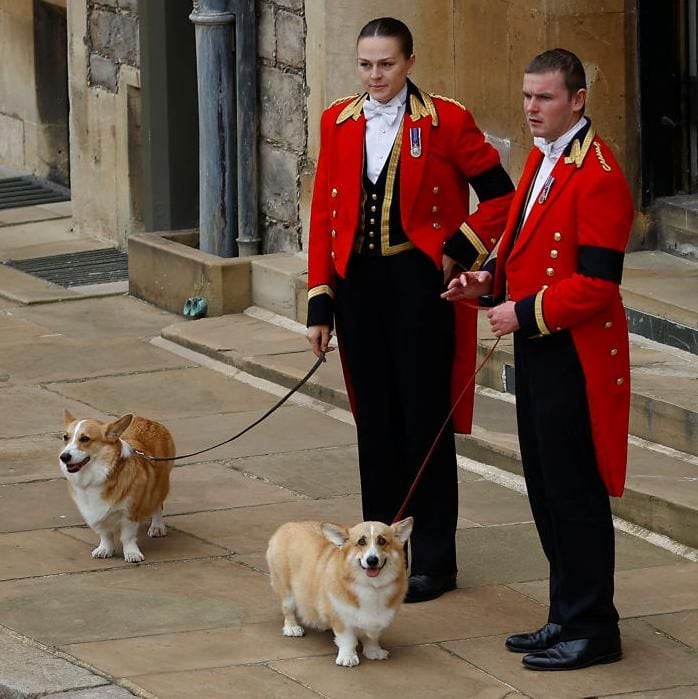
{"left": 59, "top": 409, "right": 175, "bottom": 563}
{"left": 266, "top": 517, "right": 413, "bottom": 667}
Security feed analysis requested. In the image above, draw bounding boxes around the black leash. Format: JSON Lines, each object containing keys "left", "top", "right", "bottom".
{"left": 135, "top": 352, "right": 326, "bottom": 462}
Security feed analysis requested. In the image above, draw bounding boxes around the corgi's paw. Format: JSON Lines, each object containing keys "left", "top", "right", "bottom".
{"left": 123, "top": 548, "right": 145, "bottom": 563}
{"left": 91, "top": 544, "right": 115, "bottom": 559}
{"left": 283, "top": 622, "right": 305, "bottom": 637}
{"left": 148, "top": 522, "right": 167, "bottom": 537}
{"left": 336, "top": 650, "right": 360, "bottom": 667}
{"left": 363, "top": 646, "right": 390, "bottom": 661}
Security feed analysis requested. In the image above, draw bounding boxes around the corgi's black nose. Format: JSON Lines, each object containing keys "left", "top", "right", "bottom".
{"left": 60, "top": 452, "right": 71, "bottom": 463}
{"left": 366, "top": 555, "right": 379, "bottom": 567}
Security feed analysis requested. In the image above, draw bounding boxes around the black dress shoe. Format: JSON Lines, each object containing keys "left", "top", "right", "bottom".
{"left": 505, "top": 622, "right": 562, "bottom": 653}
{"left": 404, "top": 574, "right": 456, "bottom": 603}
{"left": 522, "top": 637, "right": 622, "bottom": 671}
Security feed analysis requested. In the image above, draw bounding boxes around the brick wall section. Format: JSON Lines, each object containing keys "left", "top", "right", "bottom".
{"left": 257, "top": 0, "right": 308, "bottom": 253}
{"left": 87, "top": 0, "right": 139, "bottom": 92}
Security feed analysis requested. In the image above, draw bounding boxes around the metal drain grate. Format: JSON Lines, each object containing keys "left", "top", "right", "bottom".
{"left": 4, "top": 248, "right": 128, "bottom": 287}
{"left": 0, "top": 176, "right": 70, "bottom": 210}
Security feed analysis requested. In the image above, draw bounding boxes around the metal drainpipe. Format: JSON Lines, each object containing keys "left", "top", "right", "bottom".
{"left": 190, "top": 0, "right": 237, "bottom": 257}
{"left": 190, "top": 0, "right": 259, "bottom": 258}
{"left": 233, "top": 0, "right": 260, "bottom": 257}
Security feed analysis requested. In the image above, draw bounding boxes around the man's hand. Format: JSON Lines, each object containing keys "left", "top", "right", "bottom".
{"left": 307, "top": 324, "right": 334, "bottom": 358}
{"left": 441, "top": 271, "right": 493, "bottom": 302}
{"left": 487, "top": 301, "right": 520, "bottom": 337}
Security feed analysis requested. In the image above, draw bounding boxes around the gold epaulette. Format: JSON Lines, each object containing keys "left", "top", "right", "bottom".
{"left": 328, "top": 94, "right": 358, "bottom": 108}
{"left": 430, "top": 94, "right": 468, "bottom": 111}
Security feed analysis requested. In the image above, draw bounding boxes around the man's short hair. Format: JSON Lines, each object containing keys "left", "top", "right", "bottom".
{"left": 525, "top": 48, "right": 587, "bottom": 95}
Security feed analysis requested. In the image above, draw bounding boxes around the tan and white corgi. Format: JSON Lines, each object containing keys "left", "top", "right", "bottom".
{"left": 266, "top": 517, "right": 413, "bottom": 667}
{"left": 60, "top": 410, "right": 175, "bottom": 563}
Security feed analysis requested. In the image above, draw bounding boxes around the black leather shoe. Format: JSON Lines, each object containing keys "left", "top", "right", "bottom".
{"left": 404, "top": 574, "right": 456, "bottom": 603}
{"left": 505, "top": 622, "right": 562, "bottom": 653}
{"left": 522, "top": 637, "right": 622, "bottom": 671}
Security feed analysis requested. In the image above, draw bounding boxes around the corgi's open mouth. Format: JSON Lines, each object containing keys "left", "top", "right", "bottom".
{"left": 361, "top": 560, "right": 386, "bottom": 578}
{"left": 66, "top": 456, "right": 90, "bottom": 473}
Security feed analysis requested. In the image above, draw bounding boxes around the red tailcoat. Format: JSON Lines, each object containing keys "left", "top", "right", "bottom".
{"left": 491, "top": 124, "right": 634, "bottom": 495}
{"left": 307, "top": 84, "right": 514, "bottom": 432}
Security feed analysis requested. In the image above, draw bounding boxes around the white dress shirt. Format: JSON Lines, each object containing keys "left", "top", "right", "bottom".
{"left": 523, "top": 117, "right": 587, "bottom": 224}
{"left": 363, "top": 85, "right": 408, "bottom": 184}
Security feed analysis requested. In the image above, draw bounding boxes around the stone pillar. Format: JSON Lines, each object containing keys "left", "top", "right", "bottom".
{"left": 190, "top": 0, "right": 238, "bottom": 257}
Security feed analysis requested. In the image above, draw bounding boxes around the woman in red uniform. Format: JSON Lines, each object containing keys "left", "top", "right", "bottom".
{"left": 306, "top": 17, "right": 513, "bottom": 602}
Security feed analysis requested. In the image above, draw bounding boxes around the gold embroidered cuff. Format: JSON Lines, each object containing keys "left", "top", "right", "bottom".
{"left": 535, "top": 288, "right": 551, "bottom": 336}
{"left": 459, "top": 222, "right": 489, "bottom": 271}
{"left": 308, "top": 284, "right": 335, "bottom": 302}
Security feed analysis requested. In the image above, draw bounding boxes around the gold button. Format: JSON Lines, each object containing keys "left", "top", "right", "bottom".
{"left": 370, "top": 205, "right": 376, "bottom": 212}
{"left": 432, "top": 206, "right": 439, "bottom": 213}
{"left": 556, "top": 326, "right": 562, "bottom": 331}
{"left": 616, "top": 377, "right": 624, "bottom": 386}
{"left": 490, "top": 237, "right": 497, "bottom": 244}
{"left": 368, "top": 231, "right": 375, "bottom": 238}
{"left": 331, "top": 230, "right": 336, "bottom": 238}
{"left": 433, "top": 186, "right": 440, "bottom": 194}
{"left": 550, "top": 249, "right": 559, "bottom": 259}
{"left": 369, "top": 218, "right": 375, "bottom": 224}
{"left": 546, "top": 267, "right": 555, "bottom": 277}
{"left": 332, "top": 210, "right": 337, "bottom": 218}
{"left": 541, "top": 284, "right": 548, "bottom": 290}
{"left": 433, "top": 222, "right": 441, "bottom": 230}
{"left": 371, "top": 194, "right": 378, "bottom": 201}
{"left": 368, "top": 243, "right": 375, "bottom": 250}
{"left": 331, "top": 188, "right": 338, "bottom": 198}
{"left": 553, "top": 232, "right": 562, "bottom": 241}
{"left": 604, "top": 321, "right": 613, "bottom": 328}
{"left": 330, "top": 251, "right": 336, "bottom": 259}
{"left": 610, "top": 348, "right": 618, "bottom": 356}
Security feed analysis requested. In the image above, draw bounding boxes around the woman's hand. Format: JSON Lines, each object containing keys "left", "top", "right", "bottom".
{"left": 307, "top": 324, "right": 335, "bottom": 358}
{"left": 440, "top": 271, "right": 493, "bottom": 302}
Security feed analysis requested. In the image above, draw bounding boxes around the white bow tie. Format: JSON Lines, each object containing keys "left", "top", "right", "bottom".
{"left": 363, "top": 100, "right": 400, "bottom": 126}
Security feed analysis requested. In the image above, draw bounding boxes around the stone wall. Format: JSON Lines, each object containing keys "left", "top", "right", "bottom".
{"left": 87, "top": 0, "right": 139, "bottom": 92}
{"left": 257, "top": 0, "right": 308, "bottom": 253}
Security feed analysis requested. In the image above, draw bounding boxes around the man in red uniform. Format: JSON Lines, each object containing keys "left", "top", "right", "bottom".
{"left": 444, "top": 49, "right": 634, "bottom": 668}
{"left": 306, "top": 18, "right": 514, "bottom": 603}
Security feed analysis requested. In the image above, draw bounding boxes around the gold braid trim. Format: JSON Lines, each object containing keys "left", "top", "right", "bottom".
{"left": 308, "top": 284, "right": 335, "bottom": 301}
{"left": 459, "top": 222, "right": 489, "bottom": 271}
{"left": 564, "top": 127, "right": 596, "bottom": 168}
{"left": 336, "top": 94, "right": 368, "bottom": 124}
{"left": 535, "top": 288, "right": 551, "bottom": 336}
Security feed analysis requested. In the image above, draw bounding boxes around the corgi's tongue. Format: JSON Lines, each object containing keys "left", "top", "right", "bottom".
{"left": 366, "top": 567, "right": 380, "bottom": 578}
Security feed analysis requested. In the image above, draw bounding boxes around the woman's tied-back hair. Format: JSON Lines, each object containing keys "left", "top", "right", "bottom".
{"left": 524, "top": 48, "right": 587, "bottom": 95}
{"left": 357, "top": 17, "right": 414, "bottom": 59}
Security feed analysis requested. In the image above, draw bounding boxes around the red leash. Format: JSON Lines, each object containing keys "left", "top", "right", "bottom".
{"left": 392, "top": 336, "right": 501, "bottom": 523}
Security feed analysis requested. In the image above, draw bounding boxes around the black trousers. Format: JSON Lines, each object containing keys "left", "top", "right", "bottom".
{"left": 514, "top": 330, "right": 619, "bottom": 640}
{"left": 335, "top": 249, "right": 458, "bottom": 575}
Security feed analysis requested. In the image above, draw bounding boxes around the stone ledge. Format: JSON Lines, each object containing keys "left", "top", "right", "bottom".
{"left": 127, "top": 231, "right": 252, "bottom": 317}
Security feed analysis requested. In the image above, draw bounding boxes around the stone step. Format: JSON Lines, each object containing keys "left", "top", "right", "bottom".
{"left": 160, "top": 310, "right": 698, "bottom": 551}
{"left": 622, "top": 250, "right": 698, "bottom": 355}
{"left": 654, "top": 194, "right": 698, "bottom": 260}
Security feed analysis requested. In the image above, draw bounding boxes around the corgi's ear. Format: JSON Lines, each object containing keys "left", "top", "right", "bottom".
{"left": 392, "top": 516, "right": 414, "bottom": 544}
{"left": 104, "top": 414, "right": 134, "bottom": 441}
{"left": 64, "top": 409, "right": 76, "bottom": 426}
{"left": 321, "top": 522, "right": 349, "bottom": 547}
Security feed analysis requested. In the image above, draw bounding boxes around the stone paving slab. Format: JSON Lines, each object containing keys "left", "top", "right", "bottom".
{"left": 0, "top": 559, "right": 271, "bottom": 646}
{"left": 512, "top": 562, "right": 698, "bottom": 619}
{"left": 0, "top": 526, "right": 225, "bottom": 581}
{"left": 0, "top": 627, "right": 108, "bottom": 698}
{"left": 267, "top": 644, "right": 519, "bottom": 699}
{"left": 0, "top": 433, "right": 64, "bottom": 484}
{"left": 47, "top": 366, "right": 282, "bottom": 421}
{"left": 63, "top": 622, "right": 333, "bottom": 679}
{"left": 0, "top": 336, "right": 193, "bottom": 384}
{"left": 444, "top": 618, "right": 698, "bottom": 699}
{"left": 44, "top": 687, "right": 136, "bottom": 699}
{"left": 644, "top": 609, "right": 698, "bottom": 650}
{"left": 132, "top": 665, "right": 322, "bottom": 699}
{"left": 166, "top": 405, "right": 356, "bottom": 464}
{"left": 0, "top": 202, "right": 71, "bottom": 227}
